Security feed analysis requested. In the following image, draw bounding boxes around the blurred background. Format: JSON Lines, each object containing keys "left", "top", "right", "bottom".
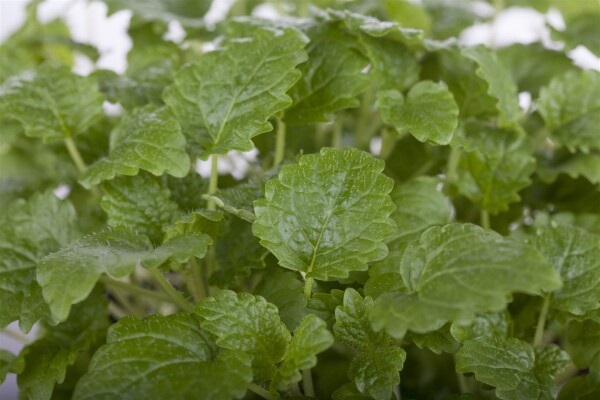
{"left": 0, "top": 0, "right": 598, "bottom": 398}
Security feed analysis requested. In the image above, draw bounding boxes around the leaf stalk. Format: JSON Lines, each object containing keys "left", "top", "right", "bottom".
{"left": 148, "top": 269, "right": 194, "bottom": 312}
{"left": 274, "top": 117, "right": 286, "bottom": 165}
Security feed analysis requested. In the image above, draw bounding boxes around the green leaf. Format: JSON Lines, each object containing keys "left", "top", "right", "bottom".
{"left": 462, "top": 46, "right": 521, "bottom": 128}
{"left": 456, "top": 337, "right": 569, "bottom": 400}
{"left": 163, "top": 21, "right": 308, "bottom": 157}
{"left": 378, "top": 81, "right": 458, "bottom": 145}
{"left": 370, "top": 223, "right": 561, "bottom": 337}
{"left": 567, "top": 320, "right": 600, "bottom": 378}
{"left": 73, "top": 313, "right": 252, "bottom": 400}
{"left": 455, "top": 123, "right": 536, "bottom": 214}
{"left": 253, "top": 147, "right": 396, "bottom": 281}
{"left": 558, "top": 376, "right": 600, "bottom": 400}
{"left": 0, "top": 191, "right": 79, "bottom": 331}
{"left": 195, "top": 290, "right": 291, "bottom": 381}
{"left": 335, "top": 289, "right": 405, "bottom": 400}
{"left": 552, "top": 13, "right": 600, "bottom": 57}
{"left": 279, "top": 314, "right": 333, "bottom": 385}
{"left": 284, "top": 24, "right": 369, "bottom": 125}
{"left": 104, "top": 0, "right": 211, "bottom": 29}
{"left": 256, "top": 267, "right": 307, "bottom": 331}
{"left": 532, "top": 223, "right": 600, "bottom": 317}
{"left": 17, "top": 287, "right": 109, "bottom": 400}
{"left": 101, "top": 174, "right": 180, "bottom": 243}
{"left": 0, "top": 64, "right": 104, "bottom": 141}
{"left": 164, "top": 172, "right": 207, "bottom": 212}
{"left": 164, "top": 210, "right": 225, "bottom": 242}
{"left": 409, "top": 324, "right": 459, "bottom": 354}
{"left": 307, "top": 289, "right": 345, "bottom": 330}
{"left": 538, "top": 152, "right": 600, "bottom": 185}
{"left": 537, "top": 70, "right": 600, "bottom": 153}
{"left": 332, "top": 383, "right": 374, "bottom": 399}
{"left": 80, "top": 106, "right": 190, "bottom": 188}
{"left": 450, "top": 312, "right": 510, "bottom": 344}
{"left": 1, "top": 350, "right": 23, "bottom": 385}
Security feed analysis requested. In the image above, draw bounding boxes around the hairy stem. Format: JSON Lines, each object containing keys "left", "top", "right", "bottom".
{"left": 247, "top": 383, "right": 273, "bottom": 400}
{"left": 534, "top": 295, "right": 551, "bottom": 346}
{"left": 189, "top": 257, "right": 207, "bottom": 301}
{"left": 274, "top": 117, "right": 286, "bottom": 166}
{"left": 480, "top": 210, "right": 490, "bottom": 230}
{"left": 207, "top": 155, "right": 219, "bottom": 210}
{"left": 303, "top": 277, "right": 314, "bottom": 300}
{"left": 99, "top": 276, "right": 173, "bottom": 303}
{"left": 148, "top": 269, "right": 194, "bottom": 312}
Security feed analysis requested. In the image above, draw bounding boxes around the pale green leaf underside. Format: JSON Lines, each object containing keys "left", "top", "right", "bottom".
{"left": 253, "top": 147, "right": 396, "bottom": 281}
{"left": 73, "top": 313, "right": 252, "bottom": 400}
{"left": 163, "top": 22, "right": 308, "bottom": 157}
{"left": 334, "top": 289, "right": 405, "bottom": 400}
{"left": 195, "top": 290, "right": 291, "bottom": 381}
{"left": 537, "top": 70, "right": 600, "bottom": 153}
{"left": 0, "top": 191, "right": 78, "bottom": 331}
{"left": 0, "top": 64, "right": 104, "bottom": 141}
{"left": 371, "top": 223, "right": 561, "bottom": 337}
{"left": 378, "top": 81, "right": 458, "bottom": 145}
{"left": 80, "top": 105, "right": 190, "bottom": 188}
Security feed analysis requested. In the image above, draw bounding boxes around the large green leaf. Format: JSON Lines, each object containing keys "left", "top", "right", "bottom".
{"left": 195, "top": 290, "right": 291, "bottom": 381}
{"left": 17, "top": 288, "right": 109, "bottom": 400}
{"left": 370, "top": 224, "right": 561, "bottom": 337}
{"left": 80, "top": 106, "right": 190, "bottom": 188}
{"left": 532, "top": 224, "right": 600, "bottom": 317}
{"left": 334, "top": 289, "right": 405, "bottom": 400}
{"left": 456, "top": 337, "right": 570, "bottom": 400}
{"left": 537, "top": 70, "right": 600, "bottom": 153}
{"left": 253, "top": 147, "right": 396, "bottom": 281}
{"left": 73, "top": 313, "right": 252, "bottom": 400}
{"left": 284, "top": 24, "right": 369, "bottom": 125}
{"left": 0, "top": 191, "right": 79, "bottom": 331}
{"left": 0, "top": 64, "right": 104, "bottom": 141}
{"left": 163, "top": 21, "right": 308, "bottom": 157}
{"left": 378, "top": 81, "right": 458, "bottom": 145}
{"left": 462, "top": 46, "right": 521, "bottom": 128}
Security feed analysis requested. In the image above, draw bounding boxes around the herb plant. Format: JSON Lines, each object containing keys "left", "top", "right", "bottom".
{"left": 1, "top": 0, "right": 599, "bottom": 399}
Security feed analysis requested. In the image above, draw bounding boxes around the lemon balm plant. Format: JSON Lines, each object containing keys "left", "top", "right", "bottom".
{"left": 1, "top": 0, "right": 599, "bottom": 399}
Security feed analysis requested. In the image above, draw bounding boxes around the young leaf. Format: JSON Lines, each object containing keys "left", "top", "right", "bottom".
{"left": 537, "top": 70, "right": 600, "bottom": 153}
{"left": 334, "top": 289, "right": 405, "bottom": 400}
{"left": 370, "top": 223, "right": 561, "bottom": 337}
{"left": 284, "top": 24, "right": 369, "bottom": 125}
{"left": 278, "top": 314, "right": 334, "bottom": 385}
{"left": 378, "top": 81, "right": 458, "bottom": 145}
{"left": 80, "top": 106, "right": 190, "bottom": 188}
{"left": 0, "top": 64, "right": 104, "bottom": 141}
{"left": 195, "top": 290, "right": 291, "bottom": 381}
{"left": 16, "top": 288, "right": 109, "bottom": 400}
{"left": 0, "top": 191, "right": 79, "bottom": 331}
{"left": 532, "top": 224, "right": 600, "bottom": 317}
{"left": 73, "top": 313, "right": 252, "bottom": 400}
{"left": 163, "top": 21, "right": 308, "bottom": 157}
{"left": 253, "top": 147, "right": 396, "bottom": 281}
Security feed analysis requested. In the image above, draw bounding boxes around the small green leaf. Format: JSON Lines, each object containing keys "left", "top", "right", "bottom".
{"left": 163, "top": 21, "right": 308, "bottom": 157}
{"left": 73, "top": 313, "right": 252, "bottom": 400}
{"left": 334, "top": 289, "right": 405, "bottom": 400}
{"left": 370, "top": 224, "right": 561, "bottom": 337}
{"left": 0, "top": 64, "right": 104, "bottom": 141}
{"left": 80, "top": 106, "right": 190, "bottom": 188}
{"left": 450, "top": 312, "right": 510, "bottom": 344}
{"left": 537, "top": 70, "right": 600, "bottom": 153}
{"left": 378, "top": 81, "right": 458, "bottom": 145}
{"left": 284, "top": 25, "right": 369, "bottom": 125}
{"left": 195, "top": 290, "right": 291, "bottom": 381}
{"left": 307, "top": 289, "right": 345, "bottom": 330}
{"left": 256, "top": 267, "right": 307, "bottom": 331}
{"left": 279, "top": 314, "right": 333, "bottom": 385}
{"left": 253, "top": 147, "right": 396, "bottom": 281}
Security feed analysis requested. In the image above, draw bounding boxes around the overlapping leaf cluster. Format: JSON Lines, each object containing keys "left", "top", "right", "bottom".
{"left": 1, "top": 0, "right": 599, "bottom": 399}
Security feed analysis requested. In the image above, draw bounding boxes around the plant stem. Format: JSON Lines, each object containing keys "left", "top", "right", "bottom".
{"left": 247, "top": 383, "right": 273, "bottom": 400}
{"left": 148, "top": 269, "right": 194, "bottom": 312}
{"left": 457, "top": 372, "right": 469, "bottom": 393}
{"left": 207, "top": 155, "right": 219, "bottom": 210}
{"left": 99, "top": 276, "right": 173, "bottom": 303}
{"left": 189, "top": 257, "right": 206, "bottom": 301}
{"left": 2, "top": 328, "right": 31, "bottom": 344}
{"left": 274, "top": 117, "right": 286, "bottom": 165}
{"left": 480, "top": 210, "right": 490, "bottom": 230}
{"left": 109, "top": 286, "right": 142, "bottom": 316}
{"left": 445, "top": 148, "right": 461, "bottom": 193}
{"left": 355, "top": 88, "right": 374, "bottom": 149}
{"left": 64, "top": 136, "right": 87, "bottom": 173}
{"left": 534, "top": 295, "right": 551, "bottom": 346}
{"left": 302, "top": 368, "right": 315, "bottom": 397}
{"left": 332, "top": 116, "right": 342, "bottom": 149}
{"left": 205, "top": 246, "right": 216, "bottom": 296}
{"left": 303, "top": 277, "right": 314, "bottom": 300}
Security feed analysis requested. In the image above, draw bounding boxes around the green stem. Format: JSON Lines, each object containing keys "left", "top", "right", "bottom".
{"left": 64, "top": 136, "right": 87, "bottom": 173}
{"left": 534, "top": 295, "right": 551, "bottom": 346}
{"left": 99, "top": 276, "right": 174, "bottom": 303}
{"left": 207, "top": 155, "right": 219, "bottom": 210}
{"left": 457, "top": 372, "right": 469, "bottom": 393}
{"left": 332, "top": 117, "right": 342, "bottom": 149}
{"left": 109, "top": 286, "right": 143, "bottom": 316}
{"left": 205, "top": 246, "right": 216, "bottom": 296}
{"left": 303, "top": 277, "right": 314, "bottom": 300}
{"left": 2, "top": 328, "right": 31, "bottom": 344}
{"left": 445, "top": 148, "right": 462, "bottom": 193}
{"left": 148, "top": 270, "right": 194, "bottom": 312}
{"left": 274, "top": 117, "right": 286, "bottom": 166}
{"left": 355, "top": 88, "right": 374, "bottom": 149}
{"left": 247, "top": 383, "right": 273, "bottom": 400}
{"left": 189, "top": 257, "right": 206, "bottom": 301}
{"left": 302, "top": 368, "right": 315, "bottom": 397}
{"left": 480, "top": 210, "right": 490, "bottom": 230}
